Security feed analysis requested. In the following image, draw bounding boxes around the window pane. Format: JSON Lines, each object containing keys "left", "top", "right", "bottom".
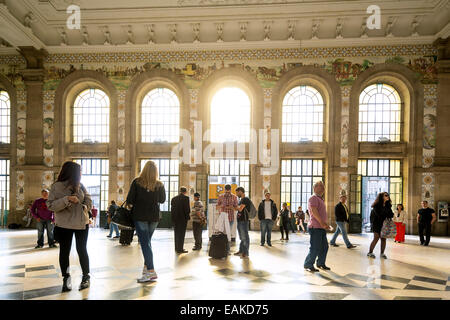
{"left": 73, "top": 158, "right": 109, "bottom": 212}
{"left": 358, "top": 84, "right": 402, "bottom": 142}
{"left": 141, "top": 88, "right": 180, "bottom": 143}
{"left": 210, "top": 87, "right": 250, "bottom": 143}
{"left": 140, "top": 159, "right": 180, "bottom": 212}
{"left": 280, "top": 159, "right": 324, "bottom": 211}
{"left": 0, "top": 159, "right": 10, "bottom": 210}
{"left": 282, "top": 86, "right": 324, "bottom": 142}
{"left": 0, "top": 91, "right": 10, "bottom": 144}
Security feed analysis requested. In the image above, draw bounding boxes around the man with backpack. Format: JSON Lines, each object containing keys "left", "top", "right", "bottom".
{"left": 234, "top": 187, "right": 255, "bottom": 259}
{"left": 106, "top": 200, "right": 120, "bottom": 238}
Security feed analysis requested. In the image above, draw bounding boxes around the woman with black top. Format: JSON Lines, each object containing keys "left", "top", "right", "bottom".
{"left": 126, "top": 160, "right": 166, "bottom": 283}
{"left": 279, "top": 203, "right": 291, "bottom": 241}
{"left": 367, "top": 192, "right": 394, "bottom": 259}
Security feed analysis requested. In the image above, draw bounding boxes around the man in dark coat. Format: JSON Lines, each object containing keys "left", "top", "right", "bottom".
{"left": 329, "top": 192, "right": 356, "bottom": 249}
{"left": 171, "top": 186, "right": 191, "bottom": 254}
{"left": 257, "top": 191, "right": 278, "bottom": 246}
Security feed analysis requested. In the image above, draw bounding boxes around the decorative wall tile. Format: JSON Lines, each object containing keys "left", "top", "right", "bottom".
{"left": 117, "top": 149, "right": 125, "bottom": 167}
{"left": 422, "top": 173, "right": 435, "bottom": 209}
{"left": 189, "top": 89, "right": 199, "bottom": 119}
{"left": 16, "top": 85, "right": 26, "bottom": 166}
{"left": 339, "top": 172, "right": 349, "bottom": 194}
{"left": 43, "top": 149, "right": 53, "bottom": 167}
{"left": 340, "top": 86, "right": 351, "bottom": 168}
{"left": 42, "top": 171, "right": 54, "bottom": 189}
{"left": 16, "top": 171, "right": 25, "bottom": 210}
{"left": 422, "top": 84, "right": 437, "bottom": 168}
{"left": 117, "top": 171, "right": 125, "bottom": 202}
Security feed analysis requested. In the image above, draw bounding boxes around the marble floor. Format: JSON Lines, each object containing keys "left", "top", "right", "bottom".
{"left": 0, "top": 227, "right": 449, "bottom": 300}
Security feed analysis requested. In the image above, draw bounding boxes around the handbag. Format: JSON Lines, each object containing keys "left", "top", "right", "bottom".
{"left": 111, "top": 202, "right": 134, "bottom": 230}
{"left": 381, "top": 218, "right": 397, "bottom": 238}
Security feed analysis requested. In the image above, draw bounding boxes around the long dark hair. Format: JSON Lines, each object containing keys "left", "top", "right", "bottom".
{"left": 371, "top": 192, "right": 392, "bottom": 210}
{"left": 57, "top": 161, "right": 81, "bottom": 193}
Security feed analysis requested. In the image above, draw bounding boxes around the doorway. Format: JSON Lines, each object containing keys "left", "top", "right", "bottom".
{"left": 361, "top": 177, "right": 389, "bottom": 233}
{"left": 73, "top": 158, "right": 109, "bottom": 227}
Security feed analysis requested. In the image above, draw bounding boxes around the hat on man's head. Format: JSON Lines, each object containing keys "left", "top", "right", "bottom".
{"left": 339, "top": 190, "right": 347, "bottom": 198}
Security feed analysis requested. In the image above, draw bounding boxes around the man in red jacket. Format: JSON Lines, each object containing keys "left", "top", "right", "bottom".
{"left": 31, "top": 189, "right": 56, "bottom": 248}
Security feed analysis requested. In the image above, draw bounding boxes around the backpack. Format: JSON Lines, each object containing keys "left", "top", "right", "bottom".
{"left": 247, "top": 199, "right": 257, "bottom": 219}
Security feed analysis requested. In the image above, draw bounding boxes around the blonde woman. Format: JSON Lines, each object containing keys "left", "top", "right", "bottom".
{"left": 126, "top": 161, "right": 166, "bottom": 283}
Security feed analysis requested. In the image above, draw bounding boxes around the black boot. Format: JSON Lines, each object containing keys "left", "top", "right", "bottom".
{"left": 79, "top": 274, "right": 90, "bottom": 291}
{"left": 62, "top": 275, "right": 72, "bottom": 292}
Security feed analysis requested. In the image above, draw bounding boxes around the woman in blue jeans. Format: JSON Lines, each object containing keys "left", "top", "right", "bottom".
{"left": 126, "top": 161, "right": 166, "bottom": 283}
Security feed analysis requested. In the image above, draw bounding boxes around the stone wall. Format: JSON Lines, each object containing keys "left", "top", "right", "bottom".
{"left": 0, "top": 42, "right": 448, "bottom": 235}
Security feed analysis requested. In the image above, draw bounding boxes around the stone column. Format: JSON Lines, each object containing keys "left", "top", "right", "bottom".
{"left": 432, "top": 37, "right": 450, "bottom": 235}
{"left": 18, "top": 47, "right": 48, "bottom": 205}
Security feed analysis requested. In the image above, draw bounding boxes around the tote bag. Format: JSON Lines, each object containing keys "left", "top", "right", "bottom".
{"left": 111, "top": 202, "right": 134, "bottom": 230}
{"left": 381, "top": 218, "right": 397, "bottom": 238}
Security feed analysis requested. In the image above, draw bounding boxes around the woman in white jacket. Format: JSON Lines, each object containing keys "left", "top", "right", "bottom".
{"left": 393, "top": 204, "right": 407, "bottom": 243}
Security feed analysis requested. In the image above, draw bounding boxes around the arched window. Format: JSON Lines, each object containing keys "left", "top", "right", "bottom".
{"left": 141, "top": 88, "right": 180, "bottom": 143}
{"left": 210, "top": 87, "right": 251, "bottom": 143}
{"left": 0, "top": 90, "right": 10, "bottom": 144}
{"left": 73, "top": 88, "right": 110, "bottom": 143}
{"left": 282, "top": 85, "right": 324, "bottom": 142}
{"left": 359, "top": 83, "right": 401, "bottom": 142}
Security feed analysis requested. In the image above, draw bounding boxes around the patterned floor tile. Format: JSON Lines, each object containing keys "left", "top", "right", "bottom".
{"left": 1, "top": 229, "right": 449, "bottom": 300}
{"left": 295, "top": 292, "right": 349, "bottom": 300}
{"left": 23, "top": 285, "right": 63, "bottom": 300}
{"left": 404, "top": 284, "right": 439, "bottom": 291}
{"left": 380, "top": 274, "right": 411, "bottom": 284}
{"left": 9, "top": 273, "right": 25, "bottom": 278}
{"left": 412, "top": 276, "right": 447, "bottom": 285}
{"left": 28, "top": 273, "right": 59, "bottom": 279}
{"left": 25, "top": 265, "right": 55, "bottom": 272}
{"left": 394, "top": 296, "right": 442, "bottom": 300}
{"left": 0, "top": 291, "right": 24, "bottom": 300}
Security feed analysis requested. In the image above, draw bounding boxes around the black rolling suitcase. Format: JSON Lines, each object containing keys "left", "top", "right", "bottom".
{"left": 119, "top": 227, "right": 134, "bottom": 246}
{"left": 208, "top": 233, "right": 228, "bottom": 259}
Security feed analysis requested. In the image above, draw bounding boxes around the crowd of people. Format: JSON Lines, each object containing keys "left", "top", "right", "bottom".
{"left": 26, "top": 160, "right": 439, "bottom": 291}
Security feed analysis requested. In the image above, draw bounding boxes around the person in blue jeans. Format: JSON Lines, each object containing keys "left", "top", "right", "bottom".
{"left": 304, "top": 181, "right": 331, "bottom": 272}
{"left": 126, "top": 161, "right": 166, "bottom": 283}
{"left": 330, "top": 193, "right": 356, "bottom": 249}
{"left": 107, "top": 200, "right": 120, "bottom": 238}
{"left": 235, "top": 187, "right": 251, "bottom": 258}
{"left": 31, "top": 189, "right": 56, "bottom": 248}
{"left": 257, "top": 191, "right": 278, "bottom": 247}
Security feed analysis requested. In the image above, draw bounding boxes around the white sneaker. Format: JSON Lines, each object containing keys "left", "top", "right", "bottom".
{"left": 137, "top": 270, "right": 157, "bottom": 283}
{"left": 380, "top": 254, "right": 387, "bottom": 259}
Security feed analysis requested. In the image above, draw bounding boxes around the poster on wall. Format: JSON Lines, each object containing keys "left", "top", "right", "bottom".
{"left": 437, "top": 201, "right": 448, "bottom": 222}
